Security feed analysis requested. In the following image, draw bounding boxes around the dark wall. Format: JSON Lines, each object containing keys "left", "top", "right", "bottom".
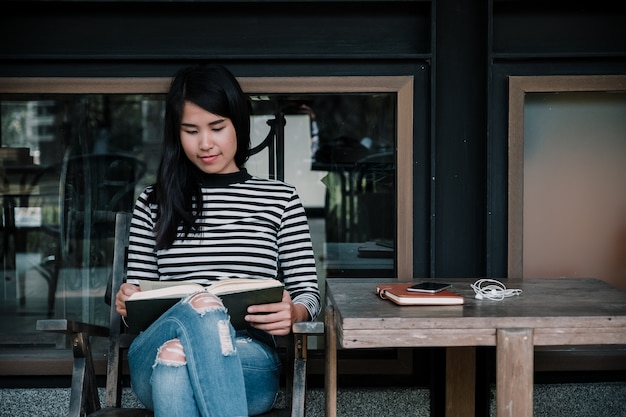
{"left": 486, "top": 1, "right": 626, "bottom": 277}
{"left": 1, "top": 0, "right": 625, "bottom": 279}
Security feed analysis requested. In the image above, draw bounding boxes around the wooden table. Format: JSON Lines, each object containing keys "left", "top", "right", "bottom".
{"left": 324, "top": 277, "right": 626, "bottom": 417}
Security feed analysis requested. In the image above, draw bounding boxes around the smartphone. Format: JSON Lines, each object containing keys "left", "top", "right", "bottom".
{"left": 407, "top": 282, "right": 452, "bottom": 293}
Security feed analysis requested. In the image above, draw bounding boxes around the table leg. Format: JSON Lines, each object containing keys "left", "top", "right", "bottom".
{"left": 446, "top": 346, "right": 476, "bottom": 417}
{"left": 496, "top": 328, "right": 533, "bottom": 417}
{"left": 324, "top": 305, "right": 337, "bottom": 417}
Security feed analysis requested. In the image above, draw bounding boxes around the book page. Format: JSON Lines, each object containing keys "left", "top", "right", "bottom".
{"left": 132, "top": 278, "right": 283, "bottom": 298}
{"left": 207, "top": 278, "right": 283, "bottom": 295}
{"left": 128, "top": 284, "right": 204, "bottom": 301}
{"left": 137, "top": 279, "right": 205, "bottom": 292}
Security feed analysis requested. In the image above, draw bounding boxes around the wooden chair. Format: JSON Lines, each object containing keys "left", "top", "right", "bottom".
{"left": 37, "top": 211, "right": 324, "bottom": 417}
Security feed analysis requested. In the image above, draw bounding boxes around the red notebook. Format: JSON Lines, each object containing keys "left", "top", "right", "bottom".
{"left": 375, "top": 283, "right": 464, "bottom": 306}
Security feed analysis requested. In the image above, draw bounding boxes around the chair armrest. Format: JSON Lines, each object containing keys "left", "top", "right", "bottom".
{"left": 36, "top": 319, "right": 109, "bottom": 416}
{"left": 292, "top": 320, "right": 324, "bottom": 335}
{"left": 36, "top": 319, "right": 109, "bottom": 338}
{"left": 36, "top": 318, "right": 321, "bottom": 340}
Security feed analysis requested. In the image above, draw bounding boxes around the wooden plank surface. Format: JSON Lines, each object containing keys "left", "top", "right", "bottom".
{"left": 328, "top": 278, "right": 626, "bottom": 348}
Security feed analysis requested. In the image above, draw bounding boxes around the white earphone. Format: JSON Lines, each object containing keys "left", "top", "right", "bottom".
{"left": 471, "top": 278, "right": 522, "bottom": 301}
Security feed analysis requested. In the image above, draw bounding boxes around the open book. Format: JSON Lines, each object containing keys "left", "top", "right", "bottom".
{"left": 125, "top": 278, "right": 284, "bottom": 333}
{"left": 375, "top": 283, "right": 464, "bottom": 306}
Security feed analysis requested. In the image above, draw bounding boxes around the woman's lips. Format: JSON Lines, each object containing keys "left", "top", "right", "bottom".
{"left": 200, "top": 154, "right": 218, "bottom": 163}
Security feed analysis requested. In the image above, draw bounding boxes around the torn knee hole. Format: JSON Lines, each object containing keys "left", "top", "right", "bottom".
{"left": 157, "top": 339, "right": 186, "bottom": 364}
{"left": 189, "top": 291, "right": 223, "bottom": 311}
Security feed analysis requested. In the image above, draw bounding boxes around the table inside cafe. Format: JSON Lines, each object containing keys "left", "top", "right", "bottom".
{"left": 323, "top": 277, "right": 626, "bottom": 417}
{"left": 323, "top": 242, "right": 394, "bottom": 278}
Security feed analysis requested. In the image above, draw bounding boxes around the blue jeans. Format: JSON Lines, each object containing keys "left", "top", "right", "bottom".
{"left": 127, "top": 294, "right": 282, "bottom": 417}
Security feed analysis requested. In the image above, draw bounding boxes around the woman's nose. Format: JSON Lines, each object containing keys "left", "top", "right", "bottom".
{"left": 198, "top": 132, "right": 214, "bottom": 150}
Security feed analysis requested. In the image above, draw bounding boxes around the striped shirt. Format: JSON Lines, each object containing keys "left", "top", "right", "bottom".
{"left": 126, "top": 169, "right": 321, "bottom": 321}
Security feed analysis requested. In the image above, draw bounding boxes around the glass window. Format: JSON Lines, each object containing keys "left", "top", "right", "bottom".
{"left": 0, "top": 76, "right": 412, "bottom": 346}
{"left": 1, "top": 94, "right": 161, "bottom": 344}
{"left": 248, "top": 93, "right": 396, "bottom": 281}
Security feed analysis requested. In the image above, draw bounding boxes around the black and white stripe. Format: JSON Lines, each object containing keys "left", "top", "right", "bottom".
{"left": 126, "top": 173, "right": 321, "bottom": 321}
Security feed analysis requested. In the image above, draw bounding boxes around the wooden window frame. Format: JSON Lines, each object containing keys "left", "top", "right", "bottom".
{"left": 507, "top": 74, "right": 626, "bottom": 278}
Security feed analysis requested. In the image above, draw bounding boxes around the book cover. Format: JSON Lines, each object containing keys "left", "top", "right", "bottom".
{"left": 125, "top": 279, "right": 284, "bottom": 333}
{"left": 375, "top": 283, "right": 464, "bottom": 306}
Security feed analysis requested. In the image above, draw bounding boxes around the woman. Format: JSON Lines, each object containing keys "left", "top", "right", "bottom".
{"left": 115, "top": 64, "right": 321, "bottom": 417}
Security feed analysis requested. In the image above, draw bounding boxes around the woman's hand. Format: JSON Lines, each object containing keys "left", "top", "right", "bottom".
{"left": 245, "top": 290, "right": 310, "bottom": 336}
{"left": 115, "top": 283, "right": 141, "bottom": 317}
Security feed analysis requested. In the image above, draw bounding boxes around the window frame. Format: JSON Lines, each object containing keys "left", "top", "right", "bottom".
{"left": 507, "top": 74, "right": 626, "bottom": 278}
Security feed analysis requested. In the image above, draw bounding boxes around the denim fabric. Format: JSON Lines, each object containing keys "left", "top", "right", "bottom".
{"left": 128, "top": 297, "right": 282, "bottom": 417}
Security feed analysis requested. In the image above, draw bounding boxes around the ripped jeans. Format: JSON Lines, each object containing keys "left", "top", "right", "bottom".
{"left": 127, "top": 291, "right": 282, "bottom": 417}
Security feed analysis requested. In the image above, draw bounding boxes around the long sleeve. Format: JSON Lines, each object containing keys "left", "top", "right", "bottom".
{"left": 277, "top": 189, "right": 321, "bottom": 321}
{"left": 125, "top": 173, "right": 321, "bottom": 321}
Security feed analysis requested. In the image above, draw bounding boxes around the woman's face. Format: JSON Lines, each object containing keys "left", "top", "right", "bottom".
{"left": 180, "top": 101, "right": 239, "bottom": 175}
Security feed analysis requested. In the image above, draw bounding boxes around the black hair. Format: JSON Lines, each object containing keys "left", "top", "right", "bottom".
{"left": 151, "top": 64, "right": 251, "bottom": 249}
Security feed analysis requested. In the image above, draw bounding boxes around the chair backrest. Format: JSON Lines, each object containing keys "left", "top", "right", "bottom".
{"left": 105, "top": 211, "right": 135, "bottom": 408}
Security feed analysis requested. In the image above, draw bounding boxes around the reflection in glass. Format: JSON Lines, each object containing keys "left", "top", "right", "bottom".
{"left": 1, "top": 94, "right": 161, "bottom": 339}
{"left": 248, "top": 93, "right": 396, "bottom": 244}
{"left": 1, "top": 89, "right": 397, "bottom": 345}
